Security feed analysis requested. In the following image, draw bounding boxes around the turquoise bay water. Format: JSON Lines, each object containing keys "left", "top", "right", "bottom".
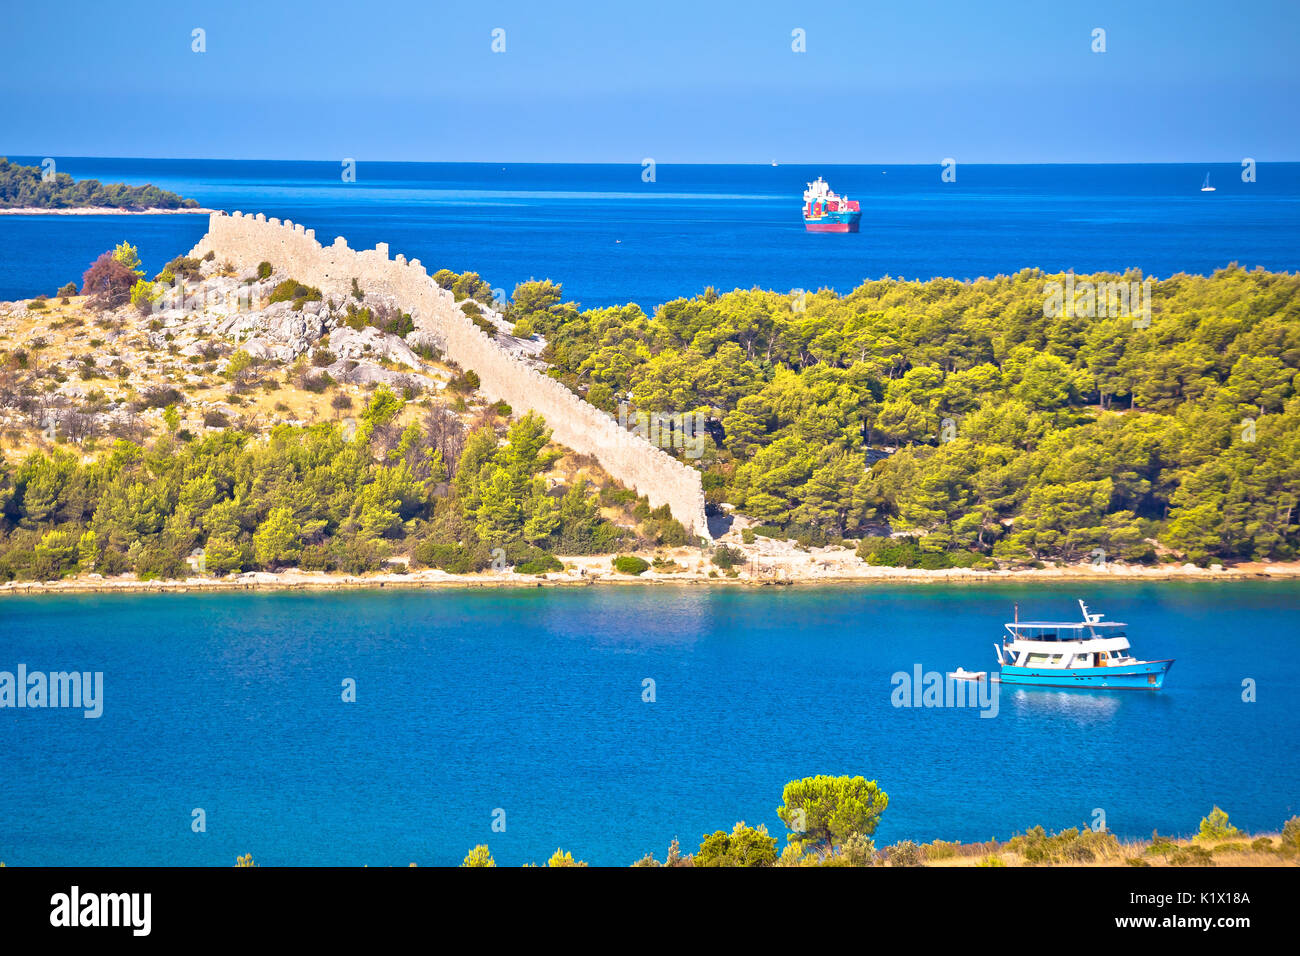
{"left": 2, "top": 159, "right": 1298, "bottom": 305}
{"left": 1, "top": 582, "right": 1297, "bottom": 866}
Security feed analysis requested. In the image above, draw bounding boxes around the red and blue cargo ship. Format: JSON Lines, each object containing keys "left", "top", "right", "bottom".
{"left": 803, "top": 176, "right": 861, "bottom": 232}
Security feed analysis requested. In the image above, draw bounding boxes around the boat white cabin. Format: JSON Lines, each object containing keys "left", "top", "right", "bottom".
{"left": 996, "top": 600, "right": 1138, "bottom": 669}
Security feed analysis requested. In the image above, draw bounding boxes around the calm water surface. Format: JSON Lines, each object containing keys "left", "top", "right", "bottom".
{"left": 1, "top": 582, "right": 1297, "bottom": 866}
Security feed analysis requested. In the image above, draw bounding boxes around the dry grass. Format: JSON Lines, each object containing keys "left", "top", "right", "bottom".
{"left": 0, "top": 293, "right": 467, "bottom": 460}
{"left": 917, "top": 832, "right": 1295, "bottom": 867}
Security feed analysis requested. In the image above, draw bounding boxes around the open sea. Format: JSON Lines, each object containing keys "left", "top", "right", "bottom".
{"left": 1, "top": 583, "right": 1298, "bottom": 866}
{"left": 1, "top": 159, "right": 1298, "bottom": 306}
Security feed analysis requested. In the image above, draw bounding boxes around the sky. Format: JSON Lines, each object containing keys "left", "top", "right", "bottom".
{"left": 1, "top": 0, "right": 1297, "bottom": 163}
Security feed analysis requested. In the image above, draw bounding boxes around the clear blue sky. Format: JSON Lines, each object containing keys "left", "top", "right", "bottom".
{"left": 2, "top": 0, "right": 1296, "bottom": 163}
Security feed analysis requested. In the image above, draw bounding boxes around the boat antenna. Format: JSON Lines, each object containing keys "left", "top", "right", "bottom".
{"left": 1014, "top": 603, "right": 1019, "bottom": 626}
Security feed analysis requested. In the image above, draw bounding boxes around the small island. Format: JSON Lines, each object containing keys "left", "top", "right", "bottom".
{"left": 0, "top": 157, "right": 207, "bottom": 214}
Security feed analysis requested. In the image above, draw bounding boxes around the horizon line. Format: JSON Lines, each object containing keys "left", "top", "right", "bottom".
{"left": 3, "top": 154, "right": 1297, "bottom": 167}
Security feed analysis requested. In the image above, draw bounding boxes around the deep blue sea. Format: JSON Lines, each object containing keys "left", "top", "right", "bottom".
{"left": 2, "top": 159, "right": 1298, "bottom": 306}
{"left": 1, "top": 583, "right": 1297, "bottom": 866}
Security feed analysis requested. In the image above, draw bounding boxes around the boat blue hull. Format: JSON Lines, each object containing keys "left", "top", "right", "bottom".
{"left": 998, "top": 660, "right": 1173, "bottom": 690}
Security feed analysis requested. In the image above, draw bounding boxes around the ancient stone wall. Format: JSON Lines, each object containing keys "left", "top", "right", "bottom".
{"left": 188, "top": 212, "right": 711, "bottom": 538}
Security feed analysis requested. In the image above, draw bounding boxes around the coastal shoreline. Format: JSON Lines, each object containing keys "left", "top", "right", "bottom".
{"left": 3, "top": 561, "right": 1298, "bottom": 596}
{"left": 0, "top": 206, "right": 217, "bottom": 216}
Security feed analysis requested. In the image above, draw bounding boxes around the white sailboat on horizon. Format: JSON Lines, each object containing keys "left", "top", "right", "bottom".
{"left": 1201, "top": 173, "right": 1216, "bottom": 192}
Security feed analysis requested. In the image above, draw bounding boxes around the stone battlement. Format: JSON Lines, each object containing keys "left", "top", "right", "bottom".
{"left": 188, "top": 211, "right": 710, "bottom": 539}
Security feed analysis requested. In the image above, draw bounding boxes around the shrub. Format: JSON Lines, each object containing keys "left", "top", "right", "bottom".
{"left": 1210, "top": 842, "right": 1248, "bottom": 854}
{"left": 256, "top": 261, "right": 273, "bottom": 279}
{"left": 451, "top": 271, "right": 492, "bottom": 303}
{"left": 57, "top": 281, "right": 78, "bottom": 297}
{"left": 370, "top": 304, "right": 414, "bottom": 336}
{"left": 612, "top": 555, "right": 650, "bottom": 575}
{"left": 1282, "top": 815, "right": 1300, "bottom": 849}
{"left": 1195, "top": 806, "right": 1243, "bottom": 843}
{"left": 130, "top": 279, "right": 157, "bottom": 313}
{"left": 268, "top": 279, "right": 322, "bottom": 308}
{"left": 693, "top": 823, "right": 777, "bottom": 867}
{"left": 599, "top": 486, "right": 638, "bottom": 507}
{"left": 157, "top": 255, "right": 202, "bottom": 283}
{"left": 948, "top": 550, "right": 994, "bottom": 569}
{"left": 412, "top": 540, "right": 479, "bottom": 575}
{"left": 642, "top": 516, "right": 687, "bottom": 547}
{"left": 516, "top": 553, "right": 562, "bottom": 575}
{"left": 711, "top": 545, "right": 745, "bottom": 570}
{"left": 135, "top": 386, "right": 185, "bottom": 410}
{"left": 917, "top": 550, "right": 953, "bottom": 570}
{"left": 544, "top": 849, "right": 586, "bottom": 868}
{"left": 224, "top": 350, "right": 254, "bottom": 381}
{"left": 1168, "top": 845, "right": 1215, "bottom": 866}
{"left": 858, "top": 536, "right": 922, "bottom": 568}
{"left": 884, "top": 840, "right": 923, "bottom": 867}
{"left": 1007, "top": 825, "right": 1118, "bottom": 864}
{"left": 202, "top": 410, "right": 230, "bottom": 428}
{"left": 81, "top": 252, "right": 137, "bottom": 309}
{"left": 301, "top": 371, "right": 332, "bottom": 393}
{"left": 461, "top": 845, "right": 495, "bottom": 867}
{"left": 343, "top": 304, "right": 373, "bottom": 330}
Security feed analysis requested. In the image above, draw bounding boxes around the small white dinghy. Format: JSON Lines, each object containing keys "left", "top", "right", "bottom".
{"left": 948, "top": 667, "right": 987, "bottom": 682}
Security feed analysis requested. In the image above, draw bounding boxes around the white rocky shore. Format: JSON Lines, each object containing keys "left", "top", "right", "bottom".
{"left": 2, "top": 545, "right": 1296, "bottom": 595}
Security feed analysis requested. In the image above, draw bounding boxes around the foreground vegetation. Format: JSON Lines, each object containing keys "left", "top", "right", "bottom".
{"left": 457, "top": 781, "right": 1300, "bottom": 868}
{"left": 221, "top": 779, "right": 1300, "bottom": 867}
{"left": 0, "top": 158, "right": 198, "bottom": 211}
{"left": 505, "top": 267, "right": 1300, "bottom": 566}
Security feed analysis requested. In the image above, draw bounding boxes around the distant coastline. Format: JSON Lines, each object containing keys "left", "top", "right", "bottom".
{"left": 0, "top": 156, "right": 202, "bottom": 215}
{"left": 2, "top": 558, "right": 1298, "bottom": 597}
{"left": 0, "top": 206, "right": 215, "bottom": 216}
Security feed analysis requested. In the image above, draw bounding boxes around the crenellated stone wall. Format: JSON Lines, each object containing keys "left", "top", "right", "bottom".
{"left": 188, "top": 212, "right": 711, "bottom": 539}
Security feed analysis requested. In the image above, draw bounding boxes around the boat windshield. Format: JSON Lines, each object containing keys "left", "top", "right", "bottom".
{"left": 1006, "top": 621, "right": 1127, "bottom": 640}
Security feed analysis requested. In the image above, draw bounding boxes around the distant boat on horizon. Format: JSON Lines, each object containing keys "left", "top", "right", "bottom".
{"left": 1201, "top": 173, "right": 1216, "bottom": 192}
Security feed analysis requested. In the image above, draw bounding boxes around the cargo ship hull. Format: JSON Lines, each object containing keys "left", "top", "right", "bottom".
{"left": 804, "top": 212, "right": 861, "bottom": 233}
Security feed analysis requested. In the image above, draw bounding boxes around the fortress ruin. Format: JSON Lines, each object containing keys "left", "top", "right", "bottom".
{"left": 187, "top": 212, "right": 711, "bottom": 539}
